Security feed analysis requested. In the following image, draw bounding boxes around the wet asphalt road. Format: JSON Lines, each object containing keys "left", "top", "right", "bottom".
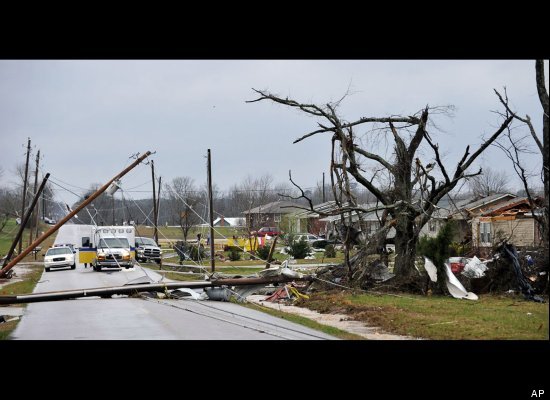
{"left": 10, "top": 262, "right": 335, "bottom": 340}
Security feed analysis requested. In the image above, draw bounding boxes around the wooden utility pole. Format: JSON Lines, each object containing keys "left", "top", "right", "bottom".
{"left": 151, "top": 160, "right": 158, "bottom": 244}
{"left": 0, "top": 151, "right": 152, "bottom": 278}
{"left": 156, "top": 175, "right": 162, "bottom": 269}
{"left": 35, "top": 175, "right": 41, "bottom": 243}
{"left": 322, "top": 172, "right": 326, "bottom": 203}
{"left": 29, "top": 150, "right": 40, "bottom": 249}
{"left": 2, "top": 174, "right": 50, "bottom": 269}
{"left": 18, "top": 138, "right": 31, "bottom": 254}
{"left": 207, "top": 149, "right": 215, "bottom": 272}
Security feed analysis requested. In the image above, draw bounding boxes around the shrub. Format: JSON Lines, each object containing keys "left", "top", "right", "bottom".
{"left": 288, "top": 236, "right": 311, "bottom": 259}
{"left": 417, "top": 221, "right": 456, "bottom": 288}
{"left": 324, "top": 244, "right": 336, "bottom": 258}
{"left": 228, "top": 248, "right": 241, "bottom": 261}
{"left": 189, "top": 245, "right": 206, "bottom": 261}
{"left": 255, "top": 245, "right": 273, "bottom": 262}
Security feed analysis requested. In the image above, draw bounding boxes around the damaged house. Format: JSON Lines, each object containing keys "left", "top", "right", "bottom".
{"left": 242, "top": 201, "right": 303, "bottom": 231}
{"left": 470, "top": 197, "right": 544, "bottom": 254}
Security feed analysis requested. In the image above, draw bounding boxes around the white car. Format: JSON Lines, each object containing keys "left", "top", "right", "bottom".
{"left": 44, "top": 246, "right": 76, "bottom": 272}
{"left": 292, "top": 234, "right": 321, "bottom": 244}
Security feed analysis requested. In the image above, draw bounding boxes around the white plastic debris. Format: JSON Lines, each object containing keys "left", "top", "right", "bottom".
{"left": 445, "top": 263, "right": 478, "bottom": 300}
{"left": 462, "top": 256, "right": 488, "bottom": 278}
{"left": 424, "top": 257, "right": 438, "bottom": 282}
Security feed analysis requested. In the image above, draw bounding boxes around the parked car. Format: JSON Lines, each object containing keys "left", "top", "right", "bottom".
{"left": 290, "top": 233, "right": 321, "bottom": 244}
{"left": 254, "top": 227, "right": 282, "bottom": 237}
{"left": 44, "top": 246, "right": 76, "bottom": 272}
{"left": 135, "top": 236, "right": 162, "bottom": 263}
{"left": 447, "top": 257, "right": 467, "bottom": 275}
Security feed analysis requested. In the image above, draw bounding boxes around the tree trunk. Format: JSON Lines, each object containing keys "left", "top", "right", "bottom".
{"left": 393, "top": 214, "right": 418, "bottom": 277}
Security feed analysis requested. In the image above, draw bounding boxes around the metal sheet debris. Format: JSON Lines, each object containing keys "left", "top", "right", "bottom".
{"left": 445, "top": 263, "right": 478, "bottom": 300}
{"left": 424, "top": 257, "right": 438, "bottom": 282}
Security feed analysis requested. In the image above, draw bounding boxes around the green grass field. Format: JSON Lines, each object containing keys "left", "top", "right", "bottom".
{"left": 298, "top": 291, "right": 549, "bottom": 340}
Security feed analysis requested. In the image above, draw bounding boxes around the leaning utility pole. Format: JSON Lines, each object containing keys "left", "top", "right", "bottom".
{"left": 18, "top": 138, "right": 31, "bottom": 254}
{"left": 151, "top": 160, "right": 158, "bottom": 244}
{"left": 2, "top": 174, "right": 50, "bottom": 269}
{"left": 0, "top": 151, "right": 152, "bottom": 279}
{"left": 29, "top": 150, "right": 40, "bottom": 248}
{"left": 207, "top": 149, "right": 215, "bottom": 273}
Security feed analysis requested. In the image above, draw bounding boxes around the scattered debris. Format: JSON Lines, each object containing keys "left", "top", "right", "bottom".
{"left": 444, "top": 262, "right": 478, "bottom": 300}
{"left": 462, "top": 256, "right": 488, "bottom": 278}
{"left": 170, "top": 288, "right": 206, "bottom": 300}
{"left": 500, "top": 243, "right": 545, "bottom": 303}
{"left": 424, "top": 257, "right": 438, "bottom": 282}
{"left": 204, "top": 287, "right": 231, "bottom": 301}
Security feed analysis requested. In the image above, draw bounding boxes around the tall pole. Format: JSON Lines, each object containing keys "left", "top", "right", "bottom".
{"left": 0, "top": 151, "right": 152, "bottom": 278}
{"left": 151, "top": 160, "right": 158, "bottom": 244}
{"left": 207, "top": 149, "right": 215, "bottom": 272}
{"left": 35, "top": 175, "right": 42, "bottom": 245}
{"left": 156, "top": 176, "right": 162, "bottom": 269}
{"left": 2, "top": 174, "right": 50, "bottom": 269}
{"left": 322, "top": 172, "right": 326, "bottom": 203}
{"left": 29, "top": 150, "right": 40, "bottom": 248}
{"left": 18, "top": 138, "right": 31, "bottom": 254}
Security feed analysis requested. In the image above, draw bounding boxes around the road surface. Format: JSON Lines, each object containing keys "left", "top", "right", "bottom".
{"left": 10, "top": 261, "right": 335, "bottom": 340}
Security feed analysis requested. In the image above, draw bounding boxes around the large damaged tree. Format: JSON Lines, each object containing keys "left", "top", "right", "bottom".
{"left": 248, "top": 90, "right": 512, "bottom": 280}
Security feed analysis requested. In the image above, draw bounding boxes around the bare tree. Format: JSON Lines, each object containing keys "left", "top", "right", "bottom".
{"left": 468, "top": 167, "right": 510, "bottom": 198}
{"left": 165, "top": 177, "right": 199, "bottom": 242}
{"left": 494, "top": 59, "right": 549, "bottom": 249}
{"left": 248, "top": 89, "right": 512, "bottom": 279}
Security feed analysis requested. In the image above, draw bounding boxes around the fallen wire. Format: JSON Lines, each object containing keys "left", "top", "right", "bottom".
{"left": 141, "top": 297, "right": 330, "bottom": 340}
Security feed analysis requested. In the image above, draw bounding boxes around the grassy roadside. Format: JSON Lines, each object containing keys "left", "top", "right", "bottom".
{"left": 0, "top": 264, "right": 44, "bottom": 340}
{"left": 240, "top": 301, "right": 363, "bottom": 340}
{"left": 296, "top": 291, "right": 549, "bottom": 340}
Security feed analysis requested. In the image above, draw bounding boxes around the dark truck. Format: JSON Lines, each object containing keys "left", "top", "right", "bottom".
{"left": 135, "top": 236, "right": 162, "bottom": 264}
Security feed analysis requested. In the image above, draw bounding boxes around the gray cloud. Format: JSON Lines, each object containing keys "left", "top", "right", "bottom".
{"left": 1, "top": 60, "right": 547, "bottom": 206}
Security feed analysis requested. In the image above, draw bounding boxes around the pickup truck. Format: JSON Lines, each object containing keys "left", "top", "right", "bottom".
{"left": 135, "top": 236, "right": 162, "bottom": 263}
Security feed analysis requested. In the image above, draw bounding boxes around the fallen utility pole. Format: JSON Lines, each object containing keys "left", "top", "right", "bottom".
{"left": 0, "top": 274, "right": 313, "bottom": 304}
{"left": 0, "top": 151, "right": 152, "bottom": 279}
{"left": 2, "top": 173, "right": 50, "bottom": 269}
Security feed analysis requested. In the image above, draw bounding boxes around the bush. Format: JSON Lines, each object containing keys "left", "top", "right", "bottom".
{"left": 189, "top": 245, "right": 206, "bottom": 261}
{"left": 324, "top": 244, "right": 336, "bottom": 258}
{"left": 288, "top": 236, "right": 311, "bottom": 259}
{"left": 255, "top": 245, "right": 273, "bottom": 262}
{"left": 228, "top": 248, "right": 241, "bottom": 261}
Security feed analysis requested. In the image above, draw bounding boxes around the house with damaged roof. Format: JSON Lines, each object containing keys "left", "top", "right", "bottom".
{"left": 470, "top": 196, "right": 544, "bottom": 252}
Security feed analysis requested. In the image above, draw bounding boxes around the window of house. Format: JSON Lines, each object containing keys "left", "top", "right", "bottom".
{"left": 274, "top": 215, "right": 281, "bottom": 222}
{"left": 429, "top": 221, "right": 436, "bottom": 232}
{"left": 480, "top": 222, "right": 492, "bottom": 244}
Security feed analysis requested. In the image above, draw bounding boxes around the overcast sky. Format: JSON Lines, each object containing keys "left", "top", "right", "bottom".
{"left": 0, "top": 60, "right": 547, "bottom": 207}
